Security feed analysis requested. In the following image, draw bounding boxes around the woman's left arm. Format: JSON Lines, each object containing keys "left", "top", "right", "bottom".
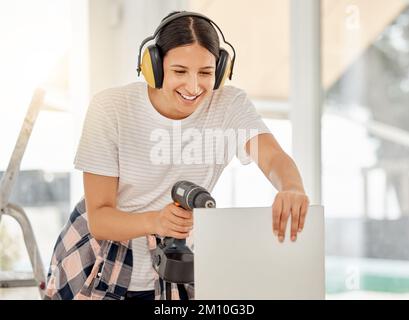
{"left": 245, "top": 133, "right": 309, "bottom": 242}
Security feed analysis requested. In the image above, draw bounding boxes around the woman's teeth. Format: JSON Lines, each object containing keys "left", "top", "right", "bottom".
{"left": 178, "top": 92, "right": 201, "bottom": 101}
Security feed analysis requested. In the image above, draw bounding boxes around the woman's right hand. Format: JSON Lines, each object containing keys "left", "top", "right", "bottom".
{"left": 151, "top": 203, "right": 193, "bottom": 239}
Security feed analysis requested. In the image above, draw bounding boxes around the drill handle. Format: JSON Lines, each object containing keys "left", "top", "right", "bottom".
{"left": 160, "top": 202, "right": 189, "bottom": 249}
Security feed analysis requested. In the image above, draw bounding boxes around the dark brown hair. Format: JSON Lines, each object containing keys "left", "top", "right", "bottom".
{"left": 156, "top": 11, "right": 220, "bottom": 60}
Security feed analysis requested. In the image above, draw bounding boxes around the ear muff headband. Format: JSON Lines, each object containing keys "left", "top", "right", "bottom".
{"left": 137, "top": 11, "right": 236, "bottom": 89}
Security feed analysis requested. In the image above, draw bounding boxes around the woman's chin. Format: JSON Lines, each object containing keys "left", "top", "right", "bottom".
{"left": 174, "top": 107, "right": 197, "bottom": 119}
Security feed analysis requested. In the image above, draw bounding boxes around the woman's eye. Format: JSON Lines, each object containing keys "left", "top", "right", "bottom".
{"left": 174, "top": 70, "right": 186, "bottom": 74}
{"left": 200, "top": 72, "right": 212, "bottom": 76}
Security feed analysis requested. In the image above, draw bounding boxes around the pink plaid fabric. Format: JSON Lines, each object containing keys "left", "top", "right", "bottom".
{"left": 44, "top": 199, "right": 193, "bottom": 300}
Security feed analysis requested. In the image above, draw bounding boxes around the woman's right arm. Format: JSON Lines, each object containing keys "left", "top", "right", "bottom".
{"left": 84, "top": 172, "right": 193, "bottom": 242}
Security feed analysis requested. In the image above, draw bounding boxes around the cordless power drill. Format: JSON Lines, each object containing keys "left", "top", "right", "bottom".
{"left": 152, "top": 180, "right": 216, "bottom": 284}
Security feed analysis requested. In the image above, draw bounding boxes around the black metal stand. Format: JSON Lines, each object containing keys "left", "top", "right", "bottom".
{"left": 154, "top": 237, "right": 193, "bottom": 300}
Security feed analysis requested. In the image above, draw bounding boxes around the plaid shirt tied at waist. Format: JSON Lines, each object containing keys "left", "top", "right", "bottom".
{"left": 44, "top": 199, "right": 194, "bottom": 300}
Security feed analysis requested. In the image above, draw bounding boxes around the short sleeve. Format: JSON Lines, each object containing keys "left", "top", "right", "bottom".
{"left": 225, "top": 89, "right": 271, "bottom": 165}
{"left": 74, "top": 95, "right": 119, "bottom": 176}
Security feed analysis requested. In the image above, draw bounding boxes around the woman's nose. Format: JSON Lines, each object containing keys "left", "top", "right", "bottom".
{"left": 185, "top": 74, "right": 199, "bottom": 95}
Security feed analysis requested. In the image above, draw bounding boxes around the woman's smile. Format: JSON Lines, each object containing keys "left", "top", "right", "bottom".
{"left": 176, "top": 90, "right": 204, "bottom": 105}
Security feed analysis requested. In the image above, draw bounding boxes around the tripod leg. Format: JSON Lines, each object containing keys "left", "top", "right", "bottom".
{"left": 177, "top": 284, "right": 188, "bottom": 300}
{"left": 165, "top": 281, "right": 172, "bottom": 300}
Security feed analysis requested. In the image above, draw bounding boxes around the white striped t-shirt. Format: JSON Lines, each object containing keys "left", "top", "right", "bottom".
{"left": 74, "top": 81, "right": 271, "bottom": 291}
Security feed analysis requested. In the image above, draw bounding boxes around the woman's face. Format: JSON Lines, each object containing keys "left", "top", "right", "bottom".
{"left": 153, "top": 42, "right": 216, "bottom": 120}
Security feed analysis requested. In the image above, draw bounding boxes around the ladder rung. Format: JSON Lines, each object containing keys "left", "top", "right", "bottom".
{"left": 0, "top": 271, "right": 38, "bottom": 288}
{"left": 0, "top": 279, "right": 37, "bottom": 288}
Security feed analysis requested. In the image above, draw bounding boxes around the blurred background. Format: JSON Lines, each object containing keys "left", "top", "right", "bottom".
{"left": 1, "top": 0, "right": 409, "bottom": 299}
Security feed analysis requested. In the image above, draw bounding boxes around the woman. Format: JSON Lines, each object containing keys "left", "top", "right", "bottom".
{"left": 44, "top": 11, "right": 309, "bottom": 300}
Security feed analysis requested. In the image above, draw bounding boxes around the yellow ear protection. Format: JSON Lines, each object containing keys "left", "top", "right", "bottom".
{"left": 136, "top": 11, "right": 236, "bottom": 90}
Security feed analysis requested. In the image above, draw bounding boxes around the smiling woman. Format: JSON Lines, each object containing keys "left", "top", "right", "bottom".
{"left": 44, "top": 10, "right": 308, "bottom": 301}
{"left": 148, "top": 43, "right": 216, "bottom": 119}
{"left": 141, "top": 11, "right": 226, "bottom": 120}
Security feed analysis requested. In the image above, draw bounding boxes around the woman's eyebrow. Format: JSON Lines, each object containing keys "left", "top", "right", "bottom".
{"left": 170, "top": 64, "right": 215, "bottom": 69}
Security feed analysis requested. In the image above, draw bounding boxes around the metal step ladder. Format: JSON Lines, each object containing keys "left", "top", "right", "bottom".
{"left": 0, "top": 89, "right": 47, "bottom": 299}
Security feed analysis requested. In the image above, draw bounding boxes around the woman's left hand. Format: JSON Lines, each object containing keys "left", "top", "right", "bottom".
{"left": 272, "top": 190, "right": 309, "bottom": 242}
